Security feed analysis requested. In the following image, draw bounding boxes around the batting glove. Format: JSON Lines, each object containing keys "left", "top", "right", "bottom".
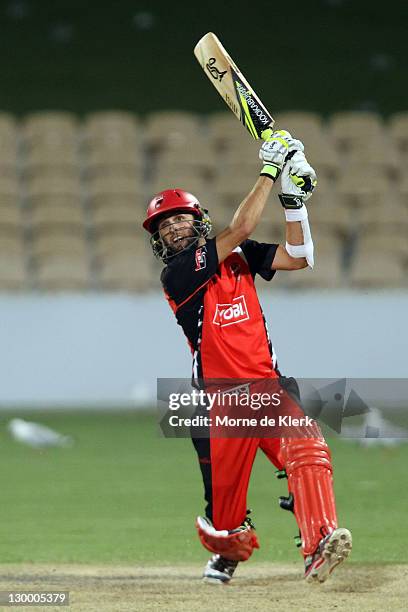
{"left": 279, "top": 151, "right": 317, "bottom": 209}
{"left": 259, "top": 129, "right": 304, "bottom": 181}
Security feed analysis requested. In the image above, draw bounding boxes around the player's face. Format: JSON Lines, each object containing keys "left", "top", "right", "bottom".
{"left": 158, "top": 213, "right": 196, "bottom": 253}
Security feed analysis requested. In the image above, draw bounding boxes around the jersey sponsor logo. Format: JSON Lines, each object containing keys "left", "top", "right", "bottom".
{"left": 213, "top": 295, "right": 249, "bottom": 327}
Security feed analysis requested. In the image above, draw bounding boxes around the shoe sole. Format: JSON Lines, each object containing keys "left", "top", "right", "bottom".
{"left": 202, "top": 576, "right": 231, "bottom": 585}
{"left": 305, "top": 527, "right": 352, "bottom": 584}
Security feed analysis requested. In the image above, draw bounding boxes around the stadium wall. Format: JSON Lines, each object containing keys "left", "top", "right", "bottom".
{"left": 0, "top": 291, "right": 407, "bottom": 409}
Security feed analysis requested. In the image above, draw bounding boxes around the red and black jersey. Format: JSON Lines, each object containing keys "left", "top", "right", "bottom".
{"left": 161, "top": 238, "right": 279, "bottom": 380}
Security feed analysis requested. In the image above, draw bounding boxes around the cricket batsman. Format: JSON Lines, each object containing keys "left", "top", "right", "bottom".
{"left": 143, "top": 130, "right": 352, "bottom": 584}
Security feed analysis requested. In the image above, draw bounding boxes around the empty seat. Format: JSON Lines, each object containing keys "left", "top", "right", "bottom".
{"left": 356, "top": 231, "right": 407, "bottom": 257}
{"left": 94, "top": 232, "right": 147, "bottom": 261}
{"left": 30, "top": 204, "right": 85, "bottom": 232}
{"left": 35, "top": 257, "right": 90, "bottom": 290}
{"left": 31, "top": 233, "right": 87, "bottom": 261}
{"left": 84, "top": 111, "right": 139, "bottom": 139}
{"left": 0, "top": 145, "right": 18, "bottom": 179}
{"left": 397, "top": 174, "right": 408, "bottom": 207}
{"left": 90, "top": 203, "right": 141, "bottom": 232}
{"left": 212, "top": 171, "right": 260, "bottom": 209}
{"left": 345, "top": 146, "right": 399, "bottom": 177}
{"left": 389, "top": 112, "right": 408, "bottom": 152}
{"left": 0, "top": 205, "right": 23, "bottom": 236}
{"left": 0, "top": 112, "right": 17, "bottom": 135}
{"left": 0, "top": 253, "right": 27, "bottom": 290}
{"left": 0, "top": 235, "right": 25, "bottom": 256}
{"left": 26, "top": 177, "right": 82, "bottom": 209}
{"left": 308, "top": 190, "right": 351, "bottom": 236}
{"left": 87, "top": 193, "right": 146, "bottom": 218}
{"left": 313, "top": 232, "right": 344, "bottom": 256}
{"left": 86, "top": 178, "right": 143, "bottom": 216}
{"left": 305, "top": 136, "right": 341, "bottom": 178}
{"left": 97, "top": 257, "right": 153, "bottom": 291}
{"left": 328, "top": 112, "right": 384, "bottom": 151}
{"left": 86, "top": 176, "right": 142, "bottom": 198}
{"left": 357, "top": 197, "right": 408, "bottom": 230}
{"left": 155, "top": 138, "right": 215, "bottom": 175}
{"left": 208, "top": 112, "right": 250, "bottom": 150}
{"left": 349, "top": 253, "right": 406, "bottom": 287}
{"left": 0, "top": 178, "right": 20, "bottom": 207}
{"left": 23, "top": 150, "right": 81, "bottom": 181}
{"left": 144, "top": 111, "right": 202, "bottom": 150}
{"left": 336, "top": 169, "right": 391, "bottom": 208}
{"left": 83, "top": 115, "right": 141, "bottom": 160}
{"left": 221, "top": 135, "right": 260, "bottom": 161}
{"left": 23, "top": 111, "right": 78, "bottom": 133}
{"left": 22, "top": 111, "right": 78, "bottom": 151}
{"left": 23, "top": 164, "right": 81, "bottom": 183}
{"left": 219, "top": 139, "right": 263, "bottom": 165}
{"left": 274, "top": 111, "right": 324, "bottom": 142}
{"left": 83, "top": 148, "right": 143, "bottom": 181}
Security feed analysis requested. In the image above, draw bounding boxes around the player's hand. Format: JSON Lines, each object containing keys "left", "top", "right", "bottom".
{"left": 279, "top": 151, "right": 317, "bottom": 209}
{"left": 259, "top": 129, "right": 304, "bottom": 181}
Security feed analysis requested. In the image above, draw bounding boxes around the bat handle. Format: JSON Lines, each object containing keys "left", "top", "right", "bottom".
{"left": 260, "top": 126, "right": 275, "bottom": 141}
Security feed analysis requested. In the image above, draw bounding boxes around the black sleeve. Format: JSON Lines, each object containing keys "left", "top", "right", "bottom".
{"left": 240, "top": 238, "right": 279, "bottom": 281}
{"left": 161, "top": 238, "right": 219, "bottom": 306}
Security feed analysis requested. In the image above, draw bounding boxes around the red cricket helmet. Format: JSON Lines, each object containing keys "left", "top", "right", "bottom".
{"left": 142, "top": 189, "right": 204, "bottom": 234}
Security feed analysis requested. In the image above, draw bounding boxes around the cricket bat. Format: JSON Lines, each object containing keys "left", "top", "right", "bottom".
{"left": 194, "top": 32, "right": 274, "bottom": 140}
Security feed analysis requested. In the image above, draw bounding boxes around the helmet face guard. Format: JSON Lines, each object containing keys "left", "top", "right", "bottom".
{"left": 150, "top": 213, "right": 211, "bottom": 262}
{"left": 143, "top": 189, "right": 212, "bottom": 262}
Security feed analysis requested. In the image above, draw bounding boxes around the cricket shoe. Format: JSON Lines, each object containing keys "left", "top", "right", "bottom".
{"left": 202, "top": 554, "right": 239, "bottom": 585}
{"left": 304, "top": 528, "right": 352, "bottom": 584}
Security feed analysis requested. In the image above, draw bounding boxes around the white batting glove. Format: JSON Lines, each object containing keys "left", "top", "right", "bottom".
{"left": 279, "top": 151, "right": 317, "bottom": 209}
{"left": 259, "top": 129, "right": 304, "bottom": 181}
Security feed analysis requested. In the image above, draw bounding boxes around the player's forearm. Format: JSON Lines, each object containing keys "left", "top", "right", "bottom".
{"left": 229, "top": 176, "right": 274, "bottom": 237}
{"left": 286, "top": 220, "right": 304, "bottom": 246}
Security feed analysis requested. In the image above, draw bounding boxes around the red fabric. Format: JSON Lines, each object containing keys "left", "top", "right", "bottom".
{"left": 210, "top": 435, "right": 284, "bottom": 531}
{"left": 196, "top": 519, "right": 260, "bottom": 561}
{"left": 201, "top": 249, "right": 278, "bottom": 379}
{"left": 280, "top": 436, "right": 338, "bottom": 556}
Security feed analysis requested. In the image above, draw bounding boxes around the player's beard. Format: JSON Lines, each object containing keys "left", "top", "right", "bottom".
{"left": 165, "top": 226, "right": 197, "bottom": 254}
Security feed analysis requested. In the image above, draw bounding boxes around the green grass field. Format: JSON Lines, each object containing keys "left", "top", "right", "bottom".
{"left": 0, "top": 410, "right": 406, "bottom": 566}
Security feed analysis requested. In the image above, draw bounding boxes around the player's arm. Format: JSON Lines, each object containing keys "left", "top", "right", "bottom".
{"left": 272, "top": 146, "right": 317, "bottom": 270}
{"left": 216, "top": 176, "right": 273, "bottom": 263}
{"left": 215, "top": 130, "right": 300, "bottom": 263}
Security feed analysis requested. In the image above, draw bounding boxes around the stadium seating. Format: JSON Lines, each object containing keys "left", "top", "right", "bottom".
{"left": 0, "top": 109, "right": 406, "bottom": 291}
{"left": 328, "top": 111, "right": 385, "bottom": 151}
{"left": 389, "top": 112, "right": 408, "bottom": 152}
{"left": 349, "top": 253, "right": 406, "bottom": 288}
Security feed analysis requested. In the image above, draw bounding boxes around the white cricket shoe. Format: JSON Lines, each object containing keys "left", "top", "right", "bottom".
{"left": 202, "top": 554, "right": 239, "bottom": 584}
{"left": 304, "top": 527, "right": 352, "bottom": 583}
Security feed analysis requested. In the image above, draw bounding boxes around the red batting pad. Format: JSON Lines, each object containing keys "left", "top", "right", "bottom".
{"left": 280, "top": 437, "right": 338, "bottom": 556}
{"left": 196, "top": 517, "right": 259, "bottom": 561}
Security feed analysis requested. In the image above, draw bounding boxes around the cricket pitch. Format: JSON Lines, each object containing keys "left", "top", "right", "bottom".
{"left": 0, "top": 563, "right": 407, "bottom": 611}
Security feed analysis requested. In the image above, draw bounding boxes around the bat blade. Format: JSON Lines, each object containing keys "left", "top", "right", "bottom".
{"left": 194, "top": 32, "right": 274, "bottom": 140}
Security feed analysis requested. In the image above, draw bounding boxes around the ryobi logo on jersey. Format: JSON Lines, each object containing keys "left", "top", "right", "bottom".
{"left": 213, "top": 295, "right": 249, "bottom": 327}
